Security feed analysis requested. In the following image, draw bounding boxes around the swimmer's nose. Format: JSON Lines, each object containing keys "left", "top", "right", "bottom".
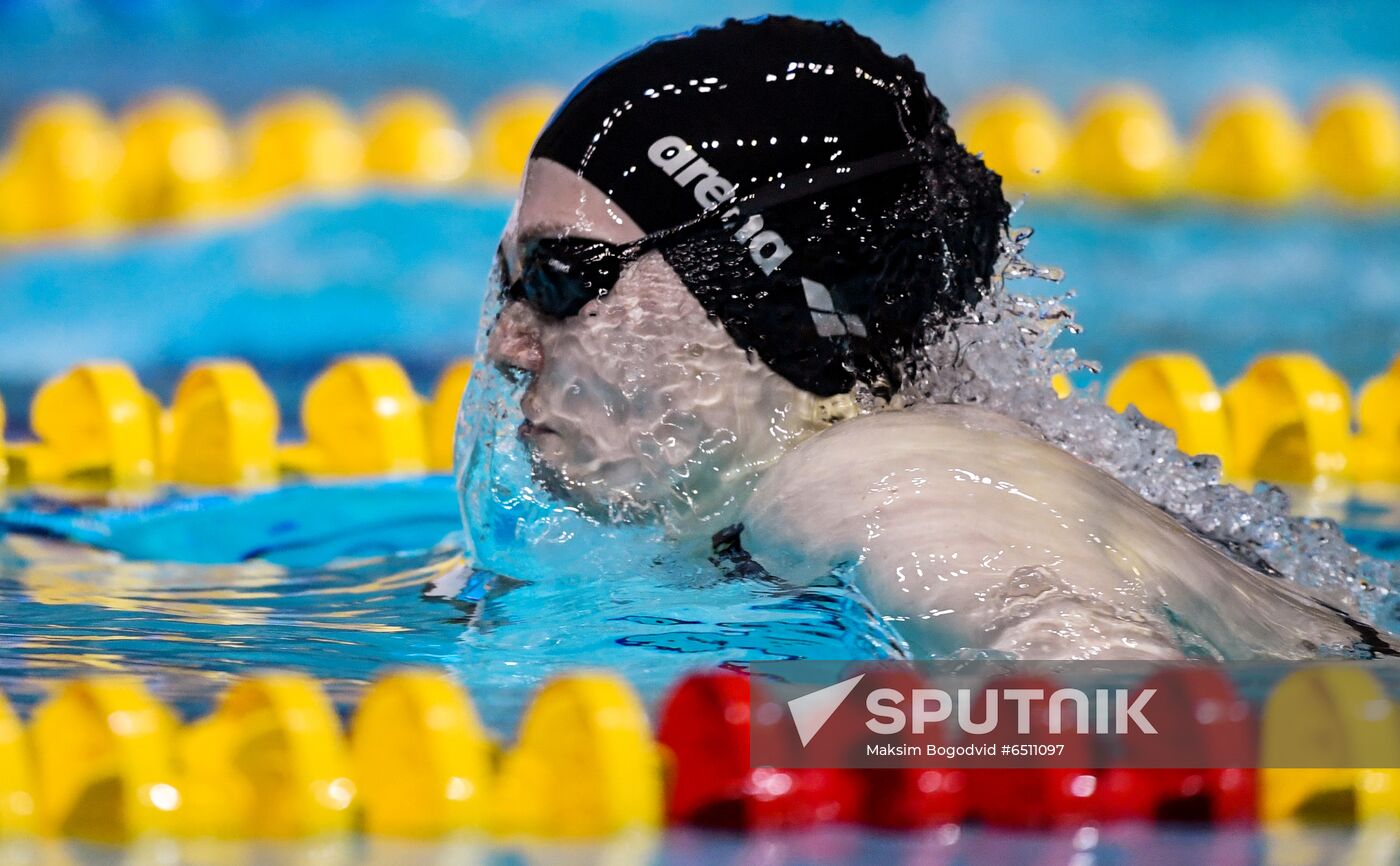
{"left": 487, "top": 301, "right": 545, "bottom": 374}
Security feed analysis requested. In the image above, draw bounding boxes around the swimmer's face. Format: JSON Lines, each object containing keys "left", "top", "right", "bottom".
{"left": 488, "top": 157, "right": 823, "bottom": 526}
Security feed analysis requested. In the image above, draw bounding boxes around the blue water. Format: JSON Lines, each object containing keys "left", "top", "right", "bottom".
{"left": 3, "top": 2, "right": 1400, "bottom": 859}
{"left": 0, "top": 472, "right": 1395, "bottom": 865}
{"left": 3, "top": 195, "right": 1399, "bottom": 435}
{"left": 2, "top": 1, "right": 1399, "bottom": 422}
{"left": 0, "top": 823, "right": 1360, "bottom": 865}
{"left": 2, "top": 472, "right": 1397, "bottom": 729}
{"left": 0, "top": 473, "right": 908, "bottom": 728}
{"left": 3, "top": 1, "right": 1400, "bottom": 133}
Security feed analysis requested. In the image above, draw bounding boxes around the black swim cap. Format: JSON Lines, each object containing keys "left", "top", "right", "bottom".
{"left": 530, "top": 16, "right": 1009, "bottom": 398}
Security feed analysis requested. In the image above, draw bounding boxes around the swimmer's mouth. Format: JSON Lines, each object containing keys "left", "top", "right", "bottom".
{"left": 519, "top": 419, "right": 557, "bottom": 439}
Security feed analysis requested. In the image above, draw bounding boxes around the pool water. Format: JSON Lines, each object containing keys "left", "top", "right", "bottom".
{"left": 2, "top": 471, "right": 1398, "bottom": 732}
{"left": 3, "top": 4, "right": 1400, "bottom": 857}
{"left": 0, "top": 176, "right": 1397, "bottom": 865}
{"left": 4, "top": 197, "right": 1400, "bottom": 429}
{"left": 0, "top": 188, "right": 1397, "bottom": 737}
{"left": 0, "top": 823, "right": 1378, "bottom": 865}
{"left": 0, "top": 473, "right": 910, "bottom": 729}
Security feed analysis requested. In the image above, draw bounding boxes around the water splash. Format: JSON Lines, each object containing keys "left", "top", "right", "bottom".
{"left": 451, "top": 260, "right": 911, "bottom": 685}
{"left": 903, "top": 224, "right": 1399, "bottom": 627}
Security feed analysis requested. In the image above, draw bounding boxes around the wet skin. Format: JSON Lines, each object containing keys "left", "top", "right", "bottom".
{"left": 486, "top": 157, "right": 1385, "bottom": 660}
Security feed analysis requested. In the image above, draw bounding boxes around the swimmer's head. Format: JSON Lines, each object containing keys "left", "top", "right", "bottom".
{"left": 485, "top": 16, "right": 1008, "bottom": 527}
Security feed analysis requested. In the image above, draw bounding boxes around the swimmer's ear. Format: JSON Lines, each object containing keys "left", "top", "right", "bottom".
{"left": 810, "top": 392, "right": 860, "bottom": 426}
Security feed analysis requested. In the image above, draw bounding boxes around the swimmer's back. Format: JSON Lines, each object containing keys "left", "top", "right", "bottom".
{"left": 739, "top": 404, "right": 1379, "bottom": 659}
{"left": 741, "top": 402, "right": 1115, "bottom": 576}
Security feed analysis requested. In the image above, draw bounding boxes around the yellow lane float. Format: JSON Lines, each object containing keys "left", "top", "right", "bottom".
{"left": 364, "top": 91, "right": 472, "bottom": 187}
{"left": 0, "top": 350, "right": 1393, "bottom": 491}
{"left": 4, "top": 95, "right": 122, "bottom": 235}
{"left": 960, "top": 89, "right": 1070, "bottom": 196}
{"left": 1355, "top": 354, "right": 1400, "bottom": 484}
{"left": 0, "top": 691, "right": 36, "bottom": 836}
{"left": 238, "top": 91, "right": 365, "bottom": 203}
{"left": 351, "top": 670, "right": 494, "bottom": 836}
{"left": 29, "top": 678, "right": 180, "bottom": 842}
{"left": 12, "top": 362, "right": 159, "bottom": 489}
{"left": 1106, "top": 353, "right": 1232, "bottom": 469}
{"left": 428, "top": 359, "right": 473, "bottom": 472}
{"left": 5, "top": 82, "right": 1400, "bottom": 247}
{"left": 117, "top": 90, "right": 233, "bottom": 224}
{"left": 495, "top": 672, "right": 663, "bottom": 838}
{"left": 471, "top": 89, "right": 561, "bottom": 188}
{"left": 1310, "top": 84, "right": 1400, "bottom": 205}
{"left": 0, "top": 164, "right": 32, "bottom": 242}
{"left": 1261, "top": 666, "right": 1400, "bottom": 825}
{"left": 1224, "top": 354, "right": 1352, "bottom": 486}
{"left": 1071, "top": 85, "right": 1182, "bottom": 203}
{"left": 1190, "top": 89, "right": 1312, "bottom": 205}
{"left": 7, "top": 664, "right": 1400, "bottom": 841}
{"left": 166, "top": 360, "right": 280, "bottom": 488}
{"left": 290, "top": 355, "right": 429, "bottom": 477}
{"left": 180, "top": 673, "right": 355, "bottom": 837}
{"left": 0, "top": 392, "right": 6, "bottom": 488}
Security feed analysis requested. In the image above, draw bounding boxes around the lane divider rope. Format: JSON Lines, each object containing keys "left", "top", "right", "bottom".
{"left": 2, "top": 81, "right": 1398, "bottom": 246}
{"left": 1104, "top": 350, "right": 1400, "bottom": 488}
{"left": 963, "top": 83, "right": 1400, "bottom": 208}
{"left": 2, "top": 350, "right": 1396, "bottom": 492}
{"left": 0, "top": 665, "right": 1395, "bottom": 839}
{"left": 0, "top": 88, "right": 561, "bottom": 243}
{"left": 2, "top": 354, "right": 470, "bottom": 491}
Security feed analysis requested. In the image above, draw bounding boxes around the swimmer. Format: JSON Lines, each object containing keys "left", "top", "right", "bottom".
{"left": 475, "top": 16, "right": 1392, "bottom": 660}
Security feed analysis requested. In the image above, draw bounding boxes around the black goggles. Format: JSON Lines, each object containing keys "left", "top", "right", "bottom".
{"left": 498, "top": 146, "right": 925, "bottom": 320}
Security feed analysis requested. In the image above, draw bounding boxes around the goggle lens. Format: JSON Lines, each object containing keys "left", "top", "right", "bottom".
{"left": 504, "top": 237, "right": 628, "bottom": 319}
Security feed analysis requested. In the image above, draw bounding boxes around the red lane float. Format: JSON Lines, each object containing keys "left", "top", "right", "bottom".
{"left": 963, "top": 674, "right": 1102, "bottom": 828}
{"left": 1108, "top": 667, "right": 1258, "bottom": 823}
{"left": 816, "top": 665, "right": 967, "bottom": 829}
{"left": 657, "top": 671, "right": 864, "bottom": 830}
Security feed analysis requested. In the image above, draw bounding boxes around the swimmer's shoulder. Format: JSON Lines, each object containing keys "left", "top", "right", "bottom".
{"left": 756, "top": 403, "right": 1041, "bottom": 491}
{"left": 742, "top": 405, "right": 1034, "bottom": 527}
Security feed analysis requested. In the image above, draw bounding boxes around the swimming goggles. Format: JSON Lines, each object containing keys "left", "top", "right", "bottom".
{"left": 498, "top": 146, "right": 925, "bottom": 319}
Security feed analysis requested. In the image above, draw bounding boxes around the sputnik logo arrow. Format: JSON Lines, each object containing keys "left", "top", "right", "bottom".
{"left": 787, "top": 673, "right": 865, "bottom": 747}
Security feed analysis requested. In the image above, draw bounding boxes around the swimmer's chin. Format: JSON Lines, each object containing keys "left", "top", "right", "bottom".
{"left": 525, "top": 443, "right": 664, "bottom": 526}
{"left": 520, "top": 429, "right": 745, "bottom": 536}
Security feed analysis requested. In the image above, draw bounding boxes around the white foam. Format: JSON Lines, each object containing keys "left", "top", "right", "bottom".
{"left": 898, "top": 224, "right": 1397, "bottom": 625}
